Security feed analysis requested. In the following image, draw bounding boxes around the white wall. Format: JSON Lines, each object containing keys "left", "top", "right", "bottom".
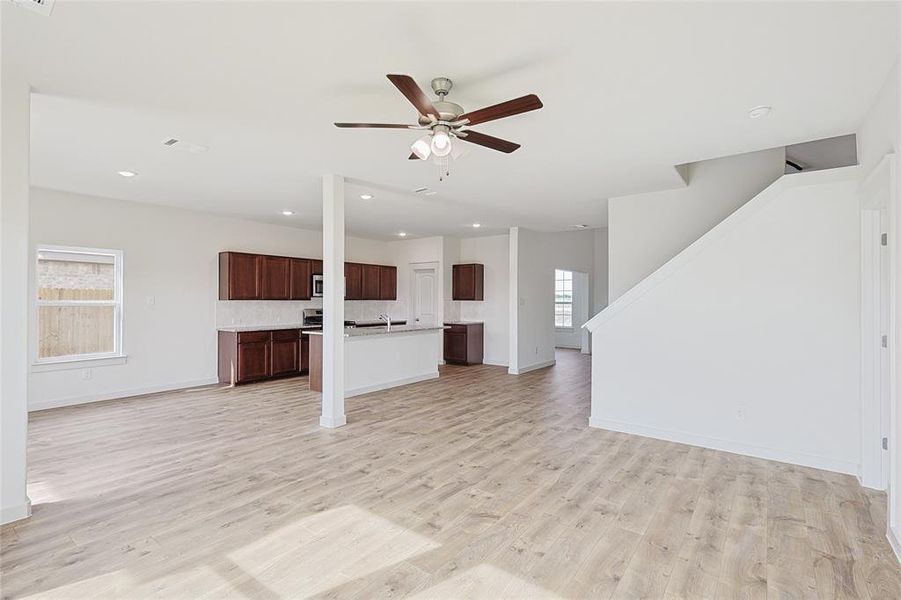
{"left": 1, "top": 22, "right": 32, "bottom": 524}
{"left": 590, "top": 173, "right": 862, "bottom": 475}
{"left": 593, "top": 227, "right": 609, "bottom": 316}
{"left": 27, "top": 187, "right": 394, "bottom": 411}
{"left": 607, "top": 147, "right": 786, "bottom": 301}
{"left": 458, "top": 234, "right": 509, "bottom": 366}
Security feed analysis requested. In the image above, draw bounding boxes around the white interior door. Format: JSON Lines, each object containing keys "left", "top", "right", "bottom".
{"left": 879, "top": 207, "right": 891, "bottom": 487}
{"left": 413, "top": 268, "right": 437, "bottom": 326}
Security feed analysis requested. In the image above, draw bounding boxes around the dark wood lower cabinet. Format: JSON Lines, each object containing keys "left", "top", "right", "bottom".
{"left": 443, "top": 322, "right": 484, "bottom": 365}
{"left": 218, "top": 329, "right": 310, "bottom": 385}
{"left": 270, "top": 331, "right": 300, "bottom": 377}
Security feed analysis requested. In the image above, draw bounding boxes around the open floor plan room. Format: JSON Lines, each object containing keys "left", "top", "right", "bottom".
{"left": 4, "top": 351, "right": 900, "bottom": 599}
{"left": 3, "top": 1, "right": 901, "bottom": 598}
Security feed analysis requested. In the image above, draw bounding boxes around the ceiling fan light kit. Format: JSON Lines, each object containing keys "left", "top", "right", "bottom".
{"left": 335, "top": 74, "right": 543, "bottom": 180}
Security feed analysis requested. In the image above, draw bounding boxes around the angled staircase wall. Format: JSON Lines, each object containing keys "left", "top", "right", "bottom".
{"left": 585, "top": 166, "right": 862, "bottom": 475}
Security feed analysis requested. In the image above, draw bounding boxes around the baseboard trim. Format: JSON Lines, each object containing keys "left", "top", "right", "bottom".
{"left": 888, "top": 527, "right": 901, "bottom": 564}
{"left": 483, "top": 359, "right": 509, "bottom": 368}
{"left": 509, "top": 359, "right": 556, "bottom": 375}
{"left": 29, "top": 377, "right": 220, "bottom": 412}
{"left": 345, "top": 372, "right": 438, "bottom": 398}
{"left": 1, "top": 497, "right": 31, "bottom": 525}
{"left": 589, "top": 416, "right": 859, "bottom": 476}
{"left": 319, "top": 414, "right": 347, "bottom": 428}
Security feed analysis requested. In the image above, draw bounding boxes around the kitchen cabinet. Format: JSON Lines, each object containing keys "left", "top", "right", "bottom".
{"left": 443, "top": 322, "right": 484, "bottom": 365}
{"left": 453, "top": 264, "right": 484, "bottom": 301}
{"left": 379, "top": 266, "right": 397, "bottom": 300}
{"left": 362, "top": 264, "right": 381, "bottom": 300}
{"left": 270, "top": 329, "right": 301, "bottom": 377}
{"left": 345, "top": 262, "right": 363, "bottom": 300}
{"left": 218, "top": 328, "right": 308, "bottom": 385}
{"left": 219, "top": 252, "right": 261, "bottom": 300}
{"left": 220, "top": 251, "right": 396, "bottom": 302}
{"left": 289, "top": 258, "right": 312, "bottom": 300}
{"left": 261, "top": 256, "right": 291, "bottom": 300}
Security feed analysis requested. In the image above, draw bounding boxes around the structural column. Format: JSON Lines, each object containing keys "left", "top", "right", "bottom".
{"left": 0, "top": 29, "right": 31, "bottom": 523}
{"left": 320, "top": 174, "right": 346, "bottom": 428}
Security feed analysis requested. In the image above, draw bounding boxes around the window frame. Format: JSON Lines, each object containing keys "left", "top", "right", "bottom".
{"left": 32, "top": 245, "right": 126, "bottom": 370}
{"left": 554, "top": 268, "right": 574, "bottom": 330}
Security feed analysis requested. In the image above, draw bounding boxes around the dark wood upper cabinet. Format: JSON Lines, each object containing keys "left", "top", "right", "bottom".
{"left": 289, "top": 258, "right": 312, "bottom": 300}
{"left": 219, "top": 252, "right": 262, "bottom": 300}
{"left": 345, "top": 262, "right": 363, "bottom": 300}
{"left": 221, "top": 251, "right": 396, "bottom": 302}
{"left": 453, "top": 263, "right": 484, "bottom": 301}
{"left": 379, "top": 266, "right": 397, "bottom": 300}
{"left": 260, "top": 256, "right": 291, "bottom": 300}
{"left": 362, "top": 264, "right": 381, "bottom": 300}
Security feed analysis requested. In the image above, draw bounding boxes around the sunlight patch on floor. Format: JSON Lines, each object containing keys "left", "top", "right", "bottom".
{"left": 408, "top": 564, "right": 565, "bottom": 599}
{"left": 219, "top": 504, "right": 440, "bottom": 597}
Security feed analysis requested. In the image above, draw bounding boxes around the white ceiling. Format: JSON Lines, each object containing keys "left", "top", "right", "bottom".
{"left": 7, "top": 1, "right": 898, "bottom": 239}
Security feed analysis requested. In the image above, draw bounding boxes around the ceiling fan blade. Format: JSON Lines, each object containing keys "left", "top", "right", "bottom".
{"left": 408, "top": 152, "right": 420, "bottom": 160}
{"left": 387, "top": 74, "right": 440, "bottom": 120}
{"left": 457, "top": 94, "right": 543, "bottom": 126}
{"left": 457, "top": 130, "right": 521, "bottom": 153}
{"left": 334, "top": 123, "right": 413, "bottom": 128}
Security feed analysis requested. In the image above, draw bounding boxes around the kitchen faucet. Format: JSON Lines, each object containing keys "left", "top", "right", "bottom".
{"left": 378, "top": 313, "right": 391, "bottom": 332}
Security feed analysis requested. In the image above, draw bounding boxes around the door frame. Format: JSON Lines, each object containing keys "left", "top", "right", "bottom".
{"left": 859, "top": 155, "right": 896, "bottom": 497}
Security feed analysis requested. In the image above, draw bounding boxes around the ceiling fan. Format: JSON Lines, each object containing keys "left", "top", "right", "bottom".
{"left": 335, "top": 74, "right": 543, "bottom": 179}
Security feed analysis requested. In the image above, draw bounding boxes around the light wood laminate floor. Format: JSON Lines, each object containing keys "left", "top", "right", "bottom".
{"left": 2, "top": 350, "right": 900, "bottom": 599}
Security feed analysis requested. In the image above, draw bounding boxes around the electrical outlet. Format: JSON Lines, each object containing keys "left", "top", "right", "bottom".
{"left": 534, "top": 346, "right": 539, "bottom": 356}
{"left": 146, "top": 296, "right": 156, "bottom": 306}
{"left": 736, "top": 408, "right": 744, "bottom": 420}
{"left": 81, "top": 369, "right": 92, "bottom": 381}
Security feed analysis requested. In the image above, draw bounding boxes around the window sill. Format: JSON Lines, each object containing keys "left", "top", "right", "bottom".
{"left": 555, "top": 327, "right": 575, "bottom": 332}
{"left": 32, "top": 354, "right": 128, "bottom": 373}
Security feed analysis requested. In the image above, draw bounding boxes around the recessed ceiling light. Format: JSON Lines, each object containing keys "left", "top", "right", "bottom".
{"left": 360, "top": 194, "right": 374, "bottom": 200}
{"left": 423, "top": 191, "right": 437, "bottom": 196}
{"left": 281, "top": 210, "right": 295, "bottom": 216}
{"left": 748, "top": 105, "right": 772, "bottom": 119}
{"left": 117, "top": 170, "right": 137, "bottom": 177}
{"left": 472, "top": 223, "right": 481, "bottom": 228}
{"left": 571, "top": 224, "right": 589, "bottom": 229}
{"left": 398, "top": 232, "right": 408, "bottom": 237}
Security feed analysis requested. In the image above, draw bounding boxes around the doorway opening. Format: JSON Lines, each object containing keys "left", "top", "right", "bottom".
{"left": 554, "top": 268, "right": 590, "bottom": 354}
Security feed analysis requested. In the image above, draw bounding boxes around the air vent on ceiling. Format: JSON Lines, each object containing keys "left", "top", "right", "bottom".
{"left": 8, "top": 0, "right": 54, "bottom": 16}
{"left": 161, "top": 138, "right": 209, "bottom": 154}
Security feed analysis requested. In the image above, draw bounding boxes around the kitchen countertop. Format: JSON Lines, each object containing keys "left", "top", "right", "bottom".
{"left": 444, "top": 321, "right": 484, "bottom": 325}
{"left": 217, "top": 323, "right": 321, "bottom": 333}
{"left": 303, "top": 325, "right": 448, "bottom": 338}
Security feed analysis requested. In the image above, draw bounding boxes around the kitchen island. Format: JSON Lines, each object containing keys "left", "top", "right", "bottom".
{"left": 305, "top": 325, "right": 446, "bottom": 397}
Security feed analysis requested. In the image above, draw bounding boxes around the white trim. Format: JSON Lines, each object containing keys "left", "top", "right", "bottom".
{"left": 0, "top": 498, "right": 31, "bottom": 525}
{"left": 887, "top": 526, "right": 901, "bottom": 564}
{"left": 345, "top": 371, "right": 438, "bottom": 398}
{"left": 508, "top": 358, "right": 556, "bottom": 375}
{"left": 31, "top": 354, "right": 127, "bottom": 372}
{"left": 482, "top": 359, "right": 509, "bottom": 367}
{"left": 589, "top": 416, "right": 859, "bottom": 476}
{"left": 319, "top": 414, "right": 347, "bottom": 428}
{"left": 584, "top": 166, "right": 861, "bottom": 332}
{"left": 28, "top": 377, "right": 218, "bottom": 412}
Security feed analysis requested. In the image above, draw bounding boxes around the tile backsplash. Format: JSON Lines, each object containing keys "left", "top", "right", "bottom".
{"left": 216, "top": 299, "right": 407, "bottom": 327}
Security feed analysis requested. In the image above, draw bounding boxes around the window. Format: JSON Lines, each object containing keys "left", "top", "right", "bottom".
{"left": 555, "top": 269, "right": 573, "bottom": 328}
{"left": 35, "top": 246, "right": 123, "bottom": 364}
